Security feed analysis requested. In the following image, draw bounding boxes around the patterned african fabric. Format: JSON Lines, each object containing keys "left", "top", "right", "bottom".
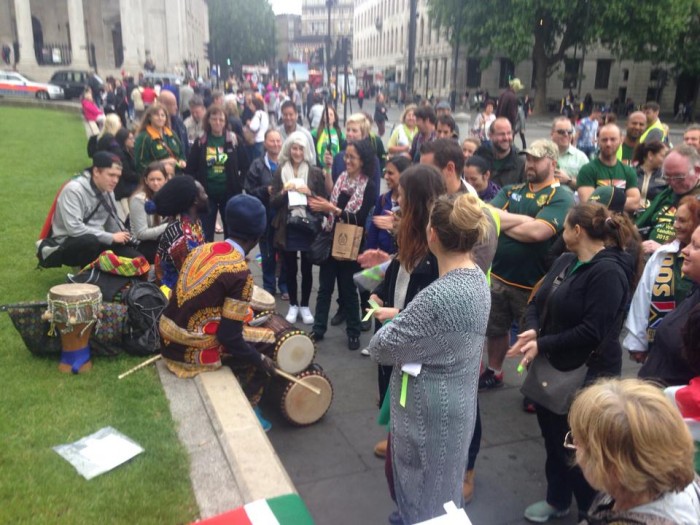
{"left": 155, "top": 214, "right": 205, "bottom": 290}
{"left": 159, "top": 241, "right": 271, "bottom": 403}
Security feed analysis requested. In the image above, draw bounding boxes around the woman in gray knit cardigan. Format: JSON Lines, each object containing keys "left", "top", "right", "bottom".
{"left": 369, "top": 193, "right": 491, "bottom": 524}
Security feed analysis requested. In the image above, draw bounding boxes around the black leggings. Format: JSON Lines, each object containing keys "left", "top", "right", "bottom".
{"left": 283, "top": 251, "right": 312, "bottom": 306}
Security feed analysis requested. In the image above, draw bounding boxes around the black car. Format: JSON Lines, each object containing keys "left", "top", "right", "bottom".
{"left": 49, "top": 70, "right": 103, "bottom": 100}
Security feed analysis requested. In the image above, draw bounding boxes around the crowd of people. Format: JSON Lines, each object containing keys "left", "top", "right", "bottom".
{"left": 38, "top": 72, "right": 700, "bottom": 524}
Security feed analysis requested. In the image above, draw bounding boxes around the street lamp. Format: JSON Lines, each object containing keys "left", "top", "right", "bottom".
{"left": 325, "top": 0, "right": 335, "bottom": 85}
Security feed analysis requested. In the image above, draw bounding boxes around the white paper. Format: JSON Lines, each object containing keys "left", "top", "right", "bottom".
{"left": 53, "top": 426, "right": 144, "bottom": 480}
{"left": 401, "top": 362, "right": 422, "bottom": 377}
{"left": 414, "top": 501, "right": 473, "bottom": 525}
{"left": 287, "top": 191, "right": 308, "bottom": 207}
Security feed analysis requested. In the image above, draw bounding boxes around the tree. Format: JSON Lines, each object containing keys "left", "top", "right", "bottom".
{"left": 208, "top": 0, "right": 276, "bottom": 75}
{"left": 427, "top": 0, "right": 693, "bottom": 114}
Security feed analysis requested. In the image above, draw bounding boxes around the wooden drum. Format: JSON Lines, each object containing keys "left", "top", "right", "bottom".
{"left": 272, "top": 364, "right": 333, "bottom": 426}
{"left": 43, "top": 283, "right": 102, "bottom": 374}
{"left": 250, "top": 285, "right": 275, "bottom": 314}
{"left": 253, "top": 312, "right": 315, "bottom": 374}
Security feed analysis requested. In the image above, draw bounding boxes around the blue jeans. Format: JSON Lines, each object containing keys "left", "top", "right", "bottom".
{"left": 259, "top": 229, "right": 287, "bottom": 295}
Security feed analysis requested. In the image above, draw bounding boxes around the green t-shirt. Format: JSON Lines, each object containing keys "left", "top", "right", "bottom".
{"left": 620, "top": 143, "right": 635, "bottom": 166}
{"left": 490, "top": 182, "right": 575, "bottom": 288}
{"left": 577, "top": 158, "right": 638, "bottom": 191}
{"left": 205, "top": 135, "right": 227, "bottom": 198}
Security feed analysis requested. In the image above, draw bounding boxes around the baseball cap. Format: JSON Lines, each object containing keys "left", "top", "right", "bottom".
{"left": 588, "top": 186, "right": 626, "bottom": 213}
{"left": 520, "top": 139, "right": 559, "bottom": 161}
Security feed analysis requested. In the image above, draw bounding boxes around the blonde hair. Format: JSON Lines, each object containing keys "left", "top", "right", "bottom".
{"left": 401, "top": 104, "right": 418, "bottom": 124}
{"left": 569, "top": 378, "right": 695, "bottom": 497}
{"left": 99, "top": 113, "right": 122, "bottom": 139}
{"left": 346, "top": 113, "right": 370, "bottom": 137}
{"left": 429, "top": 193, "right": 490, "bottom": 253}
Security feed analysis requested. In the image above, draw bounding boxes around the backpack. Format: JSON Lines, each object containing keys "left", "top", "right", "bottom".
{"left": 122, "top": 282, "right": 168, "bottom": 356}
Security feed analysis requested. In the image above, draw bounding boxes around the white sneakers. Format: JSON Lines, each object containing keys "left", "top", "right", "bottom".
{"left": 286, "top": 305, "right": 314, "bottom": 325}
{"left": 299, "top": 306, "right": 314, "bottom": 325}
{"left": 285, "top": 305, "right": 299, "bottom": 323}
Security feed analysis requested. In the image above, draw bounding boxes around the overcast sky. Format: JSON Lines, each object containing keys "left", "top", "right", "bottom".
{"left": 270, "top": 0, "right": 302, "bottom": 15}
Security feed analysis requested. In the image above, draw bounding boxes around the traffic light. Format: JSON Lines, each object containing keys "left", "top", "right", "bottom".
{"left": 340, "top": 37, "right": 349, "bottom": 65}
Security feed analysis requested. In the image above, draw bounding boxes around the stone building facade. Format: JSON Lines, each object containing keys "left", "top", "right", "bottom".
{"left": 0, "top": 0, "right": 209, "bottom": 81}
{"left": 352, "top": 0, "right": 691, "bottom": 112}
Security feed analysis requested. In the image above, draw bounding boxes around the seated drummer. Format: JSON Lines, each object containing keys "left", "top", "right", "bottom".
{"left": 159, "top": 194, "right": 278, "bottom": 430}
{"left": 44, "top": 151, "right": 142, "bottom": 268}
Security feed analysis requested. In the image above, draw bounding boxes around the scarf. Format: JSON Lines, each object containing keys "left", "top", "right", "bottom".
{"left": 281, "top": 161, "right": 310, "bottom": 219}
{"left": 324, "top": 172, "right": 368, "bottom": 232}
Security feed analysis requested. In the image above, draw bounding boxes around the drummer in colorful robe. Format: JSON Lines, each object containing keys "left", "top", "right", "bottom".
{"left": 159, "top": 194, "right": 278, "bottom": 430}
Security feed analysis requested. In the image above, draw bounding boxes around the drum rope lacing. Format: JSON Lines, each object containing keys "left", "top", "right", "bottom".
{"left": 45, "top": 296, "right": 102, "bottom": 337}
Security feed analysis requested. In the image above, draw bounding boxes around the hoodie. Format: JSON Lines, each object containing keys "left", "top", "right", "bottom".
{"left": 524, "top": 247, "right": 635, "bottom": 377}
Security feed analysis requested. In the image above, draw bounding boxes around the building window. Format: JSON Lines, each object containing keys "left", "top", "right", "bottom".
{"left": 498, "top": 58, "right": 515, "bottom": 89}
{"left": 419, "top": 18, "right": 424, "bottom": 46}
{"left": 622, "top": 68, "right": 629, "bottom": 82}
{"left": 466, "top": 58, "right": 481, "bottom": 88}
{"left": 563, "top": 58, "right": 580, "bottom": 89}
{"left": 443, "top": 58, "right": 448, "bottom": 87}
{"left": 595, "top": 59, "right": 613, "bottom": 90}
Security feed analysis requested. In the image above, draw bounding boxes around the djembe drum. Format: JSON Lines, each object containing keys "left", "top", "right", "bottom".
{"left": 250, "top": 285, "right": 276, "bottom": 314}
{"left": 270, "top": 364, "right": 333, "bottom": 426}
{"left": 43, "top": 283, "right": 102, "bottom": 374}
{"left": 252, "top": 312, "right": 315, "bottom": 374}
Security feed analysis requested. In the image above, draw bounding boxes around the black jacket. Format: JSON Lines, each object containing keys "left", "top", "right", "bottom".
{"left": 525, "top": 248, "right": 634, "bottom": 376}
{"left": 639, "top": 286, "right": 700, "bottom": 386}
{"left": 245, "top": 156, "right": 276, "bottom": 207}
{"left": 373, "top": 253, "right": 439, "bottom": 309}
{"left": 475, "top": 145, "right": 525, "bottom": 188}
{"left": 185, "top": 131, "right": 250, "bottom": 199}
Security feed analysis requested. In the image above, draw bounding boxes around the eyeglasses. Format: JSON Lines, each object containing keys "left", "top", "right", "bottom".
{"left": 344, "top": 154, "right": 359, "bottom": 161}
{"left": 661, "top": 170, "right": 691, "bottom": 182}
{"left": 563, "top": 431, "right": 577, "bottom": 450}
{"left": 555, "top": 129, "right": 574, "bottom": 136}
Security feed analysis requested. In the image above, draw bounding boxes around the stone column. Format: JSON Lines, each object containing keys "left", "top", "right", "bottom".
{"left": 13, "top": 0, "right": 37, "bottom": 67}
{"left": 119, "top": 0, "right": 145, "bottom": 73}
{"left": 66, "top": 0, "right": 89, "bottom": 67}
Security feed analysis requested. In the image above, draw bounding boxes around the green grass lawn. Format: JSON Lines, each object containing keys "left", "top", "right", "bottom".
{"left": 0, "top": 106, "right": 198, "bottom": 524}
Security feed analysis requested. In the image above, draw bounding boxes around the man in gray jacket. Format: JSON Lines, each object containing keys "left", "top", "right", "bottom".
{"left": 42, "top": 151, "right": 142, "bottom": 267}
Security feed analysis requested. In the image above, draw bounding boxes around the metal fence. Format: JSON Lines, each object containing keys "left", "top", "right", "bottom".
{"left": 36, "top": 43, "right": 72, "bottom": 66}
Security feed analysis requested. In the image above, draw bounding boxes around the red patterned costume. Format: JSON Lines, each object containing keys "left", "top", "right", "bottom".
{"left": 159, "top": 241, "right": 274, "bottom": 404}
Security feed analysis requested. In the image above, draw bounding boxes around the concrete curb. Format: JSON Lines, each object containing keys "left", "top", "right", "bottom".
{"left": 158, "top": 361, "right": 296, "bottom": 520}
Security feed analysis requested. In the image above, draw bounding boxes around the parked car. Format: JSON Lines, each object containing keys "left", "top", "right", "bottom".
{"left": 49, "top": 70, "right": 103, "bottom": 100}
{"left": 0, "top": 70, "right": 64, "bottom": 100}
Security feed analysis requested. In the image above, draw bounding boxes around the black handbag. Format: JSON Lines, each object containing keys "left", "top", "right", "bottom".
{"left": 287, "top": 210, "right": 321, "bottom": 234}
{"left": 308, "top": 230, "right": 332, "bottom": 265}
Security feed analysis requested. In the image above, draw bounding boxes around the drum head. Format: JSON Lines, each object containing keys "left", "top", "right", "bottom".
{"left": 275, "top": 333, "right": 315, "bottom": 374}
{"left": 48, "top": 283, "right": 101, "bottom": 299}
{"left": 282, "top": 372, "right": 333, "bottom": 426}
{"left": 250, "top": 285, "right": 275, "bottom": 312}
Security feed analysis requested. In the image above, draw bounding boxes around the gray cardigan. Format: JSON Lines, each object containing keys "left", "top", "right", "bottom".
{"left": 129, "top": 191, "right": 168, "bottom": 241}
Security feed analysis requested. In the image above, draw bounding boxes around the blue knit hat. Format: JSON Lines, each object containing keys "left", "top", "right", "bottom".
{"left": 225, "top": 194, "right": 266, "bottom": 240}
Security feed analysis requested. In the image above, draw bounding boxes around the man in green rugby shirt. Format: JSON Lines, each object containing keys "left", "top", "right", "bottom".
{"left": 577, "top": 123, "right": 641, "bottom": 213}
{"left": 637, "top": 145, "right": 700, "bottom": 254}
{"left": 479, "top": 139, "right": 575, "bottom": 391}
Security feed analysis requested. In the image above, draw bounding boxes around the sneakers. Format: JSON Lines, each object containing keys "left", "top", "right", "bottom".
{"left": 522, "top": 396, "right": 536, "bottom": 413}
{"left": 299, "top": 306, "right": 314, "bottom": 325}
{"left": 360, "top": 347, "right": 370, "bottom": 356}
{"left": 361, "top": 319, "right": 372, "bottom": 332}
{"left": 478, "top": 368, "right": 504, "bottom": 391}
{"left": 285, "top": 305, "right": 299, "bottom": 323}
{"left": 330, "top": 310, "right": 346, "bottom": 326}
{"left": 388, "top": 510, "right": 404, "bottom": 525}
{"left": 348, "top": 335, "right": 360, "bottom": 350}
{"left": 253, "top": 406, "right": 272, "bottom": 432}
{"left": 524, "top": 501, "right": 570, "bottom": 523}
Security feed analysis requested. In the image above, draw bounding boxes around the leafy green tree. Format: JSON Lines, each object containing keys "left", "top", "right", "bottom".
{"left": 427, "top": 0, "right": 693, "bottom": 114}
{"left": 209, "top": 0, "right": 276, "bottom": 74}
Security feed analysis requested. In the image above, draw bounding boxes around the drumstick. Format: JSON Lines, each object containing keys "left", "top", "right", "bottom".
{"left": 118, "top": 354, "right": 162, "bottom": 379}
{"left": 274, "top": 368, "right": 321, "bottom": 395}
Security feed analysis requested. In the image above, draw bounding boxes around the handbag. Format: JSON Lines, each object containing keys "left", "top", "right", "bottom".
{"left": 287, "top": 209, "right": 321, "bottom": 235}
{"left": 308, "top": 230, "right": 332, "bottom": 265}
{"left": 242, "top": 126, "right": 256, "bottom": 145}
{"left": 520, "top": 261, "right": 626, "bottom": 415}
{"left": 332, "top": 215, "right": 363, "bottom": 261}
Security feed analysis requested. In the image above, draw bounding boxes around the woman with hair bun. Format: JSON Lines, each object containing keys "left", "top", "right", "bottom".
{"left": 368, "top": 192, "right": 492, "bottom": 524}
{"left": 507, "top": 201, "right": 637, "bottom": 523}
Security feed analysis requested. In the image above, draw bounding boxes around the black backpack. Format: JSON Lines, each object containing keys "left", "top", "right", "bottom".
{"left": 122, "top": 282, "right": 168, "bottom": 356}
